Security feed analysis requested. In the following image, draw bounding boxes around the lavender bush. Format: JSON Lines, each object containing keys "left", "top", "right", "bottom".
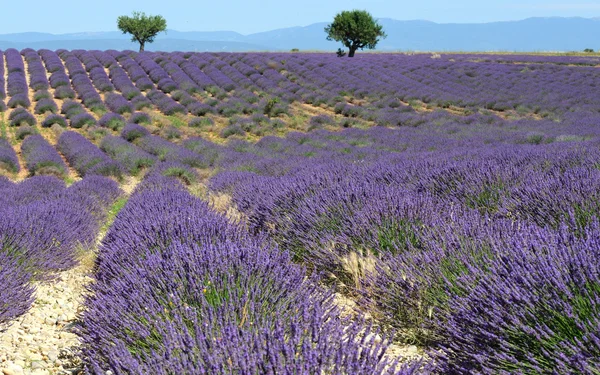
{"left": 21, "top": 135, "right": 68, "bottom": 177}
{"left": 0, "top": 138, "right": 20, "bottom": 173}
{"left": 58, "top": 131, "right": 123, "bottom": 179}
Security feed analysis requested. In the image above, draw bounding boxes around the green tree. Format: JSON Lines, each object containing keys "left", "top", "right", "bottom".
{"left": 117, "top": 11, "right": 167, "bottom": 52}
{"left": 325, "top": 10, "right": 387, "bottom": 57}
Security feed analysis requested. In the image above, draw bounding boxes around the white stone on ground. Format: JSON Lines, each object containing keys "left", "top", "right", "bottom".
{"left": 0, "top": 254, "right": 95, "bottom": 375}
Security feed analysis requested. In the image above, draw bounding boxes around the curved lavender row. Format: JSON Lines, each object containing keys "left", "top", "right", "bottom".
{"left": 57, "top": 131, "right": 123, "bottom": 179}
{"left": 5, "top": 49, "right": 30, "bottom": 108}
{"left": 21, "top": 134, "right": 68, "bottom": 177}
{"left": 61, "top": 51, "right": 105, "bottom": 111}
{"left": 104, "top": 92, "right": 132, "bottom": 114}
{"left": 0, "top": 138, "right": 20, "bottom": 173}
{"left": 135, "top": 135, "right": 204, "bottom": 167}
{"left": 111, "top": 52, "right": 155, "bottom": 91}
{"left": 97, "top": 51, "right": 143, "bottom": 98}
{"left": 23, "top": 49, "right": 50, "bottom": 91}
{"left": 100, "top": 135, "right": 156, "bottom": 175}
{"left": 134, "top": 52, "right": 179, "bottom": 93}
{"left": 72, "top": 50, "right": 115, "bottom": 93}
{"left": 0, "top": 175, "right": 122, "bottom": 325}
{"left": 145, "top": 89, "right": 186, "bottom": 115}
{"left": 79, "top": 171, "right": 415, "bottom": 374}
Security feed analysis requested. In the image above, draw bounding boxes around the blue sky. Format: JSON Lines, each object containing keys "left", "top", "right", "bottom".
{"left": 3, "top": 0, "right": 600, "bottom": 34}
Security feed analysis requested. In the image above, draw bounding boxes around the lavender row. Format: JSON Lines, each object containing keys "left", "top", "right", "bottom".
{"left": 72, "top": 50, "right": 115, "bottom": 93}
{"left": 60, "top": 51, "right": 106, "bottom": 112}
{"left": 100, "top": 135, "right": 156, "bottom": 175}
{"left": 0, "top": 138, "right": 20, "bottom": 173}
{"left": 5, "top": 49, "right": 30, "bottom": 109}
{"left": 57, "top": 131, "right": 123, "bottom": 179}
{"left": 78, "top": 167, "right": 417, "bottom": 374}
{"left": 21, "top": 134, "right": 68, "bottom": 177}
{"left": 23, "top": 48, "right": 49, "bottom": 91}
{"left": 0, "top": 175, "right": 121, "bottom": 325}
{"left": 39, "top": 49, "right": 77, "bottom": 100}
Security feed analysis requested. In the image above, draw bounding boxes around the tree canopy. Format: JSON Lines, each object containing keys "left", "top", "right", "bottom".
{"left": 117, "top": 11, "right": 167, "bottom": 52}
{"left": 325, "top": 10, "right": 387, "bottom": 57}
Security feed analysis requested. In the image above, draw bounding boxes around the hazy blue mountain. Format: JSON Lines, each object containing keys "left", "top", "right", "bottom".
{"left": 0, "top": 17, "right": 598, "bottom": 52}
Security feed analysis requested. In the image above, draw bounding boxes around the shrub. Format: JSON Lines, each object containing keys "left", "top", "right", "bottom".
{"left": 61, "top": 101, "right": 84, "bottom": 118}
{"left": 33, "top": 90, "right": 52, "bottom": 102}
{"left": 58, "top": 131, "right": 123, "bottom": 179}
{"left": 15, "top": 125, "right": 38, "bottom": 140}
{"left": 7, "top": 94, "right": 30, "bottom": 109}
{"left": 161, "top": 126, "right": 182, "bottom": 140}
{"left": 263, "top": 97, "right": 280, "bottom": 117}
{"left": 100, "top": 135, "right": 156, "bottom": 175}
{"left": 87, "top": 127, "right": 111, "bottom": 142}
{"left": 129, "top": 112, "right": 151, "bottom": 125}
{"left": 34, "top": 98, "right": 58, "bottom": 115}
{"left": 104, "top": 92, "right": 133, "bottom": 114}
{"left": 131, "top": 96, "right": 152, "bottom": 110}
{"left": 187, "top": 102, "right": 214, "bottom": 116}
{"left": 42, "top": 114, "right": 67, "bottom": 128}
{"left": 21, "top": 134, "right": 67, "bottom": 176}
{"left": 189, "top": 117, "right": 214, "bottom": 129}
{"left": 0, "top": 138, "right": 20, "bottom": 173}
{"left": 98, "top": 113, "right": 126, "bottom": 131}
{"left": 220, "top": 124, "right": 245, "bottom": 138}
{"left": 121, "top": 123, "right": 150, "bottom": 141}
{"left": 54, "top": 86, "right": 76, "bottom": 100}
{"left": 309, "top": 115, "right": 335, "bottom": 129}
{"left": 9, "top": 110, "right": 36, "bottom": 127}
{"left": 70, "top": 113, "right": 97, "bottom": 128}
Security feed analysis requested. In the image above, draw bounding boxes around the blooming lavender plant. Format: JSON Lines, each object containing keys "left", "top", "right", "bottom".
{"left": 21, "top": 135, "right": 67, "bottom": 177}
{"left": 58, "top": 131, "right": 123, "bottom": 179}
{"left": 0, "top": 138, "right": 20, "bottom": 173}
{"left": 100, "top": 135, "right": 156, "bottom": 175}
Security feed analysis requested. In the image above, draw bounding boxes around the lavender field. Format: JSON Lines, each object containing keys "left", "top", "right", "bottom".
{"left": 0, "top": 48, "right": 600, "bottom": 374}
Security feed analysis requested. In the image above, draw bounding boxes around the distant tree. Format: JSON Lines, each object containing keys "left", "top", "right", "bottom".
{"left": 325, "top": 10, "right": 386, "bottom": 57}
{"left": 584, "top": 48, "right": 595, "bottom": 53}
{"left": 117, "top": 11, "right": 167, "bottom": 52}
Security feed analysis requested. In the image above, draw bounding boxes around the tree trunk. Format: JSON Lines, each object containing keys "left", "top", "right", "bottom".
{"left": 139, "top": 41, "right": 145, "bottom": 52}
{"left": 348, "top": 46, "right": 357, "bottom": 57}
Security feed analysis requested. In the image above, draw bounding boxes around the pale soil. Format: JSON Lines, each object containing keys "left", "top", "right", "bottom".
{"left": 0, "top": 251, "right": 94, "bottom": 375}
{"left": 399, "top": 98, "right": 543, "bottom": 121}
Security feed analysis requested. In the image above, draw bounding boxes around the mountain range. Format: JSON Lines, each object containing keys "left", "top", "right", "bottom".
{"left": 0, "top": 17, "right": 598, "bottom": 52}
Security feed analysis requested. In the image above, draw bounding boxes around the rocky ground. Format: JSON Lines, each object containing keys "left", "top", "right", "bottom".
{"left": 0, "top": 251, "right": 94, "bottom": 375}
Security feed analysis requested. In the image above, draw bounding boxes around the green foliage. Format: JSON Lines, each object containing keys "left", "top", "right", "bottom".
{"left": 162, "top": 167, "right": 196, "bottom": 185}
{"left": 117, "top": 11, "right": 167, "bottom": 52}
{"left": 325, "top": 10, "right": 387, "bottom": 57}
{"left": 584, "top": 48, "right": 595, "bottom": 53}
{"left": 263, "top": 97, "right": 280, "bottom": 117}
